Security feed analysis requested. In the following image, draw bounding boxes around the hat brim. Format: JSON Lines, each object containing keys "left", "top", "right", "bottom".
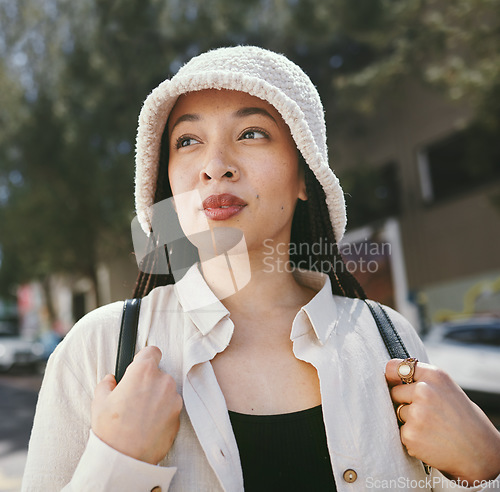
{"left": 135, "top": 71, "right": 346, "bottom": 242}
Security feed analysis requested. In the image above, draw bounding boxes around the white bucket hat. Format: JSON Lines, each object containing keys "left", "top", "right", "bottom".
{"left": 135, "top": 45, "right": 346, "bottom": 242}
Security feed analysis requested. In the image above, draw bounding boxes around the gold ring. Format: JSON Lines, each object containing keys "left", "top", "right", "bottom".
{"left": 396, "top": 403, "right": 408, "bottom": 424}
{"left": 397, "top": 358, "right": 418, "bottom": 384}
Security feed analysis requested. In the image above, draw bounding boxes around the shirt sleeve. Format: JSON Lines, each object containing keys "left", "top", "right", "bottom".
{"left": 68, "top": 430, "right": 176, "bottom": 491}
{"left": 21, "top": 303, "right": 177, "bottom": 491}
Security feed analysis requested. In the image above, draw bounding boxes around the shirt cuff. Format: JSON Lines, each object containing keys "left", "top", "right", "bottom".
{"left": 70, "top": 430, "right": 177, "bottom": 491}
{"left": 430, "top": 467, "right": 500, "bottom": 490}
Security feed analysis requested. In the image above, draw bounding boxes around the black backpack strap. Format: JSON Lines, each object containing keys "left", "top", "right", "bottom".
{"left": 364, "top": 300, "right": 431, "bottom": 474}
{"left": 364, "top": 299, "right": 410, "bottom": 360}
{"left": 115, "top": 298, "right": 142, "bottom": 383}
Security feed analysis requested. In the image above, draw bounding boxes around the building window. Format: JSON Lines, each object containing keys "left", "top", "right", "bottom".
{"left": 418, "top": 125, "right": 500, "bottom": 203}
{"left": 341, "top": 161, "right": 401, "bottom": 229}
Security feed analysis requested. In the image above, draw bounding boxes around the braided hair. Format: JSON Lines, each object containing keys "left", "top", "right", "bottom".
{"left": 290, "top": 161, "right": 365, "bottom": 299}
{"left": 133, "top": 128, "right": 365, "bottom": 300}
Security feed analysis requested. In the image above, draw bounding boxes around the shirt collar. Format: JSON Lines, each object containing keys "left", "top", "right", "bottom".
{"left": 290, "top": 269, "right": 338, "bottom": 345}
{"left": 174, "top": 264, "right": 230, "bottom": 335}
{"left": 175, "top": 264, "right": 338, "bottom": 344}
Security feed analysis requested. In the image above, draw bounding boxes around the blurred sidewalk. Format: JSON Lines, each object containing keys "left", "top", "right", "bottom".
{"left": 0, "top": 371, "right": 42, "bottom": 492}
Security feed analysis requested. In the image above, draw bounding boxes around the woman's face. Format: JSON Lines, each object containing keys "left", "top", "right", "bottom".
{"left": 167, "top": 89, "right": 307, "bottom": 254}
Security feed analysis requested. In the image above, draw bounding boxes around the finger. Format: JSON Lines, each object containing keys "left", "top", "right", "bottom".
{"left": 390, "top": 381, "right": 416, "bottom": 404}
{"left": 385, "top": 358, "right": 429, "bottom": 387}
{"left": 386, "top": 359, "right": 405, "bottom": 387}
{"left": 94, "top": 374, "right": 117, "bottom": 400}
{"left": 133, "top": 345, "right": 162, "bottom": 365}
{"left": 396, "top": 402, "right": 411, "bottom": 425}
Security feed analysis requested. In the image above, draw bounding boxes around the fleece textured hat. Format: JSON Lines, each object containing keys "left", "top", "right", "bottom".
{"left": 135, "top": 45, "right": 347, "bottom": 242}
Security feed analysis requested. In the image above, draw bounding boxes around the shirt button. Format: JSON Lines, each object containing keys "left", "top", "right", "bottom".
{"left": 151, "top": 487, "right": 162, "bottom": 492}
{"left": 213, "top": 446, "right": 227, "bottom": 464}
{"left": 343, "top": 469, "right": 357, "bottom": 483}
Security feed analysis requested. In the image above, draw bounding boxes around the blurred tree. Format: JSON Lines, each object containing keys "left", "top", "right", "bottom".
{"left": 0, "top": 0, "right": 499, "bottom": 303}
{"left": 0, "top": 0, "right": 148, "bottom": 301}
{"left": 329, "top": 0, "right": 500, "bottom": 125}
{"left": 0, "top": 56, "right": 29, "bottom": 296}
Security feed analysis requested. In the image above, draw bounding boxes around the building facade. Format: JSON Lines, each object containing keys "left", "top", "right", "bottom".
{"left": 333, "top": 79, "right": 500, "bottom": 330}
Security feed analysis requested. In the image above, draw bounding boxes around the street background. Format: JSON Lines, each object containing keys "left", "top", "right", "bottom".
{"left": 0, "top": 371, "right": 42, "bottom": 492}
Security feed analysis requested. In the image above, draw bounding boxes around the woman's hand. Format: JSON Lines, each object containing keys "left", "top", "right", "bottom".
{"left": 386, "top": 359, "right": 500, "bottom": 485}
{"left": 91, "top": 346, "right": 183, "bottom": 465}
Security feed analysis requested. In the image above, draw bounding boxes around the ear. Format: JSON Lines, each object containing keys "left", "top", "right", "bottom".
{"left": 296, "top": 152, "right": 308, "bottom": 201}
{"left": 171, "top": 196, "right": 178, "bottom": 213}
{"left": 298, "top": 174, "right": 308, "bottom": 201}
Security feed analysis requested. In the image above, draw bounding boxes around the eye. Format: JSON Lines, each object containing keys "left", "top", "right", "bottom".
{"left": 240, "top": 129, "right": 268, "bottom": 140}
{"left": 175, "top": 135, "right": 201, "bottom": 149}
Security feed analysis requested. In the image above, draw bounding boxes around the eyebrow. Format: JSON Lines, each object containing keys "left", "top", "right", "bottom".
{"left": 169, "top": 113, "right": 200, "bottom": 134}
{"left": 234, "top": 107, "right": 278, "bottom": 126}
{"left": 169, "top": 106, "right": 278, "bottom": 135}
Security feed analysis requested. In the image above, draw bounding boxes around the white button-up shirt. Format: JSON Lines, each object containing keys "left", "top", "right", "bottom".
{"left": 22, "top": 266, "right": 497, "bottom": 491}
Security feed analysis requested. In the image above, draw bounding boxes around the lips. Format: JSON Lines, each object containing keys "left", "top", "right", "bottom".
{"left": 202, "top": 194, "right": 246, "bottom": 221}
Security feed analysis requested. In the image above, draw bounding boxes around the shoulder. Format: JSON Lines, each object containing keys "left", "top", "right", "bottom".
{"left": 331, "top": 295, "right": 428, "bottom": 361}
{"left": 57, "top": 300, "right": 124, "bottom": 353}
{"left": 50, "top": 284, "right": 179, "bottom": 380}
{"left": 46, "top": 301, "right": 125, "bottom": 385}
{"left": 380, "top": 303, "right": 428, "bottom": 361}
{"left": 64, "top": 284, "right": 178, "bottom": 344}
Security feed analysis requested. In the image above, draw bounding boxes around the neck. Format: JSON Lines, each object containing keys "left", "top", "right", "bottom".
{"left": 198, "top": 246, "right": 314, "bottom": 318}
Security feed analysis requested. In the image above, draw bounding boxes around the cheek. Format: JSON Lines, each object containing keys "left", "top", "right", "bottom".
{"left": 167, "top": 165, "right": 176, "bottom": 193}
{"left": 168, "top": 165, "right": 192, "bottom": 196}
{"left": 277, "top": 161, "right": 302, "bottom": 197}
{"left": 256, "top": 167, "right": 300, "bottom": 213}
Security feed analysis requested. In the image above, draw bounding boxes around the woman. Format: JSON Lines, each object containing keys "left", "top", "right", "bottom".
{"left": 23, "top": 46, "right": 500, "bottom": 491}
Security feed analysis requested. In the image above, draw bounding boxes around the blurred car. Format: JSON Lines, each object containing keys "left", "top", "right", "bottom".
{"left": 0, "top": 317, "right": 45, "bottom": 372}
{"left": 423, "top": 317, "right": 500, "bottom": 396}
{"left": 37, "top": 329, "right": 63, "bottom": 364}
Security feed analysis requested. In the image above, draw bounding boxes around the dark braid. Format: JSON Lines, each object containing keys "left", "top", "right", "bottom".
{"left": 290, "top": 162, "right": 366, "bottom": 299}
{"left": 133, "top": 139, "right": 366, "bottom": 299}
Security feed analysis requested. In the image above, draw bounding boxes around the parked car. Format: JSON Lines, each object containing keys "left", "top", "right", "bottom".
{"left": 423, "top": 317, "right": 500, "bottom": 396}
{"left": 0, "top": 317, "right": 45, "bottom": 372}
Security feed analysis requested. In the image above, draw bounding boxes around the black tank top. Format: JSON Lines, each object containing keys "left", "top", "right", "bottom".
{"left": 228, "top": 405, "right": 337, "bottom": 491}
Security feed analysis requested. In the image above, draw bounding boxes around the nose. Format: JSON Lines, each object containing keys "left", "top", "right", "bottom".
{"left": 200, "top": 148, "right": 239, "bottom": 183}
